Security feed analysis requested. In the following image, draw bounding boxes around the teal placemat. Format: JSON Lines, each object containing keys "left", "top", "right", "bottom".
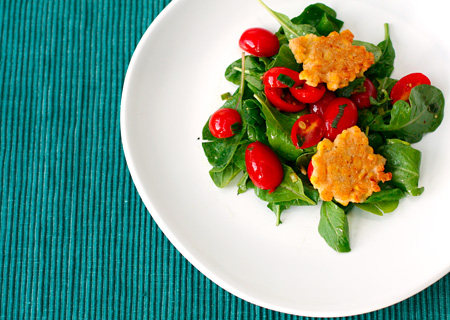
{"left": 0, "top": 0, "right": 448, "bottom": 319}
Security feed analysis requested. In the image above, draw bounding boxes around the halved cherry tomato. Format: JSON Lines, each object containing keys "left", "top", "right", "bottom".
{"left": 350, "top": 78, "right": 377, "bottom": 109}
{"left": 290, "top": 83, "right": 326, "bottom": 104}
{"left": 322, "top": 97, "right": 358, "bottom": 141}
{"left": 264, "top": 86, "right": 306, "bottom": 112}
{"left": 309, "top": 90, "right": 336, "bottom": 117}
{"left": 307, "top": 161, "right": 314, "bottom": 180}
{"left": 390, "top": 73, "right": 431, "bottom": 104}
{"left": 239, "top": 28, "right": 280, "bottom": 57}
{"left": 263, "top": 67, "right": 302, "bottom": 88}
{"left": 245, "top": 141, "right": 283, "bottom": 193}
{"left": 208, "top": 108, "right": 242, "bottom": 138}
{"left": 291, "top": 114, "right": 325, "bottom": 149}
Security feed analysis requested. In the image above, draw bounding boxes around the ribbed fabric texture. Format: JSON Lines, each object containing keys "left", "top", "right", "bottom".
{"left": 0, "top": 0, "right": 448, "bottom": 319}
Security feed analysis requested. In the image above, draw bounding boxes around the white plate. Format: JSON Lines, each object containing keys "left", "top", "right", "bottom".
{"left": 121, "top": 0, "right": 450, "bottom": 317}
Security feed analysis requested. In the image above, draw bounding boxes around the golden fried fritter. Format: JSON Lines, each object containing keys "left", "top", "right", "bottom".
{"left": 289, "top": 30, "right": 375, "bottom": 91}
{"left": 310, "top": 126, "right": 392, "bottom": 206}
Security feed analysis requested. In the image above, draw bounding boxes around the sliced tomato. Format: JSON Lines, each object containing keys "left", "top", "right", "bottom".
{"left": 291, "top": 114, "right": 325, "bottom": 149}
{"left": 290, "top": 83, "right": 326, "bottom": 104}
{"left": 390, "top": 73, "right": 431, "bottom": 104}
{"left": 322, "top": 97, "right": 358, "bottom": 141}
{"left": 307, "top": 161, "right": 314, "bottom": 180}
{"left": 263, "top": 67, "right": 302, "bottom": 88}
{"left": 350, "top": 78, "right": 377, "bottom": 109}
{"left": 309, "top": 90, "right": 336, "bottom": 117}
{"left": 264, "top": 86, "right": 306, "bottom": 112}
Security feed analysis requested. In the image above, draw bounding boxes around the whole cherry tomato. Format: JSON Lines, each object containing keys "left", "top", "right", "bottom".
{"left": 245, "top": 142, "right": 284, "bottom": 193}
{"left": 350, "top": 78, "right": 377, "bottom": 109}
{"left": 239, "top": 28, "right": 280, "bottom": 57}
{"left": 264, "top": 86, "right": 306, "bottom": 112}
{"left": 291, "top": 114, "right": 325, "bottom": 149}
{"left": 263, "top": 67, "right": 302, "bottom": 88}
{"left": 208, "top": 108, "right": 242, "bottom": 138}
{"left": 322, "top": 97, "right": 358, "bottom": 141}
{"left": 309, "top": 90, "right": 336, "bottom": 117}
{"left": 390, "top": 72, "right": 431, "bottom": 104}
{"left": 290, "top": 83, "right": 326, "bottom": 104}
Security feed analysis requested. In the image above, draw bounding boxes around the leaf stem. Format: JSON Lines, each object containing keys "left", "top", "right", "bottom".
{"left": 237, "top": 52, "right": 246, "bottom": 110}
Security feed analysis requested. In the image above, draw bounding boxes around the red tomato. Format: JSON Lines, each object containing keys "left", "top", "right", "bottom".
{"left": 307, "top": 161, "right": 314, "bottom": 180}
{"left": 291, "top": 114, "right": 325, "bottom": 149}
{"left": 208, "top": 108, "right": 242, "bottom": 138}
{"left": 309, "top": 90, "right": 336, "bottom": 117}
{"left": 264, "top": 86, "right": 306, "bottom": 112}
{"left": 245, "top": 142, "right": 283, "bottom": 193}
{"left": 390, "top": 73, "right": 431, "bottom": 104}
{"left": 263, "top": 67, "right": 302, "bottom": 88}
{"left": 239, "top": 28, "right": 279, "bottom": 57}
{"left": 350, "top": 78, "right": 377, "bottom": 109}
{"left": 322, "top": 97, "right": 358, "bottom": 141}
{"left": 290, "top": 83, "right": 326, "bottom": 104}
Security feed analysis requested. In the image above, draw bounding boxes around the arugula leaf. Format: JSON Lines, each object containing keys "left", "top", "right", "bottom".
{"left": 209, "top": 163, "right": 241, "bottom": 188}
{"left": 241, "top": 99, "right": 268, "bottom": 144}
{"left": 365, "top": 23, "right": 395, "bottom": 79}
{"left": 355, "top": 188, "right": 405, "bottom": 215}
{"left": 257, "top": 0, "right": 317, "bottom": 39}
{"left": 266, "top": 176, "right": 320, "bottom": 226}
{"left": 363, "top": 187, "right": 404, "bottom": 203}
{"left": 374, "top": 77, "right": 397, "bottom": 97}
{"left": 237, "top": 172, "right": 250, "bottom": 194}
{"left": 353, "top": 40, "right": 382, "bottom": 63}
{"left": 225, "top": 56, "right": 265, "bottom": 92}
{"left": 370, "top": 85, "right": 445, "bottom": 143}
{"left": 335, "top": 77, "right": 365, "bottom": 98}
{"left": 253, "top": 165, "right": 316, "bottom": 205}
{"left": 254, "top": 93, "right": 306, "bottom": 161}
{"left": 202, "top": 132, "right": 247, "bottom": 171}
{"left": 378, "top": 139, "right": 424, "bottom": 196}
{"left": 318, "top": 201, "right": 351, "bottom": 252}
{"left": 356, "top": 201, "right": 399, "bottom": 216}
{"left": 202, "top": 90, "right": 249, "bottom": 170}
{"left": 268, "top": 44, "right": 301, "bottom": 71}
{"left": 291, "top": 3, "right": 343, "bottom": 36}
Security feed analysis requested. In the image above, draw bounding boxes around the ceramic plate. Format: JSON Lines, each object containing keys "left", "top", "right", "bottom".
{"left": 121, "top": 0, "right": 450, "bottom": 316}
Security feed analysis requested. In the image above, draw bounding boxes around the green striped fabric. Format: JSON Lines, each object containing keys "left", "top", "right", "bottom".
{"left": 0, "top": 0, "right": 448, "bottom": 319}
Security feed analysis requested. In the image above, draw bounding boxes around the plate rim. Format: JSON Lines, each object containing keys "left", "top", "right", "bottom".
{"left": 120, "top": 0, "right": 450, "bottom": 317}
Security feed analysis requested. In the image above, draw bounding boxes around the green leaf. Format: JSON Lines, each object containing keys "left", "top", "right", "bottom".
{"left": 365, "top": 23, "right": 395, "bottom": 79}
{"left": 356, "top": 188, "right": 404, "bottom": 215}
{"left": 254, "top": 93, "right": 306, "bottom": 161}
{"left": 335, "top": 77, "right": 365, "bottom": 98}
{"left": 353, "top": 40, "right": 382, "bottom": 63}
{"left": 253, "top": 165, "right": 316, "bottom": 205}
{"left": 378, "top": 139, "right": 424, "bottom": 196}
{"left": 225, "top": 56, "right": 265, "bottom": 92}
{"left": 237, "top": 172, "right": 250, "bottom": 194}
{"left": 291, "top": 3, "right": 343, "bottom": 36}
{"left": 356, "top": 201, "right": 399, "bottom": 216}
{"left": 363, "top": 188, "right": 405, "bottom": 203}
{"left": 268, "top": 45, "right": 301, "bottom": 71}
{"left": 318, "top": 201, "right": 351, "bottom": 252}
{"left": 370, "top": 85, "right": 445, "bottom": 143}
{"left": 241, "top": 99, "right": 268, "bottom": 144}
{"left": 202, "top": 132, "right": 247, "bottom": 171}
{"left": 209, "top": 163, "right": 241, "bottom": 188}
{"left": 257, "top": 0, "right": 317, "bottom": 39}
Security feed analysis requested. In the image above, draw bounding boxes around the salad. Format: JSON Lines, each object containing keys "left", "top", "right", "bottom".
{"left": 201, "top": 1, "right": 445, "bottom": 252}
